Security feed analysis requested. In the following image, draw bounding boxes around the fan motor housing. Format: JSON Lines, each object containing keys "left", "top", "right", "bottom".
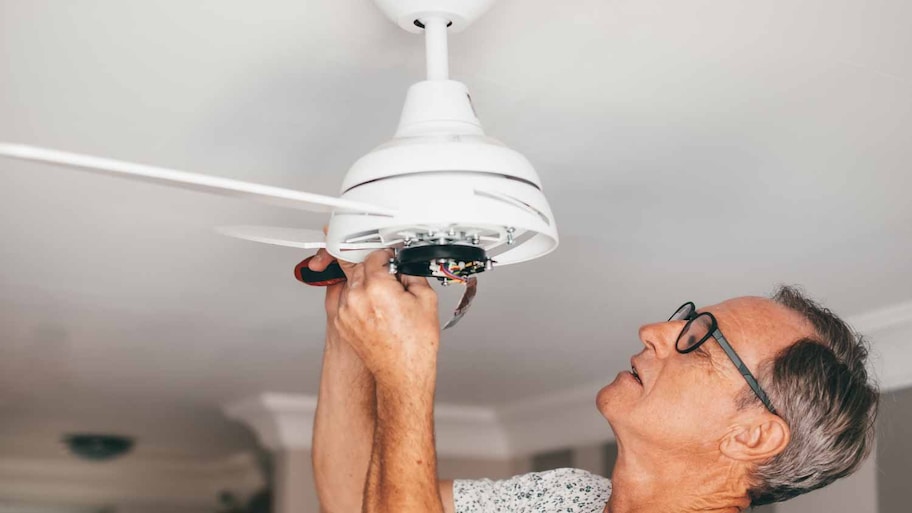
{"left": 341, "top": 80, "right": 543, "bottom": 191}
{"left": 331, "top": 74, "right": 558, "bottom": 267}
{"left": 328, "top": 170, "right": 557, "bottom": 266}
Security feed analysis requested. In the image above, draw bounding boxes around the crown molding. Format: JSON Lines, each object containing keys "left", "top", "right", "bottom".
{"left": 848, "top": 300, "right": 912, "bottom": 391}
{"left": 224, "top": 393, "right": 512, "bottom": 459}
{"left": 848, "top": 300, "right": 912, "bottom": 335}
{"left": 435, "top": 403, "right": 511, "bottom": 459}
{"left": 223, "top": 393, "right": 317, "bottom": 451}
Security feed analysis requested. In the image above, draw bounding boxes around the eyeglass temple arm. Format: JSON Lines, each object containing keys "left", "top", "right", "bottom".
{"left": 712, "top": 329, "right": 777, "bottom": 414}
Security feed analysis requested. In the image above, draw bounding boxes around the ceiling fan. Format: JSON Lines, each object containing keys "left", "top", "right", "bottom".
{"left": 0, "top": 0, "right": 558, "bottom": 327}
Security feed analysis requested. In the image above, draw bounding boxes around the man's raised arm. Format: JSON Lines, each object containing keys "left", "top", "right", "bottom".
{"left": 335, "top": 250, "right": 446, "bottom": 513}
{"left": 310, "top": 250, "right": 376, "bottom": 513}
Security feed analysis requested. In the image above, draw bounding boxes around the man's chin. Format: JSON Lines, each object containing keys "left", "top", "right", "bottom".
{"left": 595, "top": 381, "right": 621, "bottom": 421}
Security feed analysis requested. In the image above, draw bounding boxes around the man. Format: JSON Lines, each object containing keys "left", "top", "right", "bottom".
{"left": 311, "top": 249, "right": 878, "bottom": 513}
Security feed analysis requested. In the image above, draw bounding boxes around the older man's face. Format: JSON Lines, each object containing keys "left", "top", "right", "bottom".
{"left": 596, "top": 297, "right": 814, "bottom": 453}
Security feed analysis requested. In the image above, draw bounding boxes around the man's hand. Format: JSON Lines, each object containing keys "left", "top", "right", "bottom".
{"left": 334, "top": 249, "right": 440, "bottom": 388}
{"left": 333, "top": 249, "right": 445, "bottom": 513}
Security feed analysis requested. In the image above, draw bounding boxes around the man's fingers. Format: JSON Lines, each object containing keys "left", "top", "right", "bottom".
{"left": 307, "top": 248, "right": 333, "bottom": 271}
{"left": 361, "top": 249, "right": 398, "bottom": 285}
{"left": 399, "top": 274, "right": 433, "bottom": 295}
{"left": 336, "top": 250, "right": 384, "bottom": 290}
{"left": 307, "top": 227, "right": 333, "bottom": 271}
{"left": 399, "top": 274, "right": 431, "bottom": 289}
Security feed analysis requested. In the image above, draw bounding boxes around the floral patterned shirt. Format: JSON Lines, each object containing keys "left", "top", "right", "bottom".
{"left": 454, "top": 468, "right": 612, "bottom": 513}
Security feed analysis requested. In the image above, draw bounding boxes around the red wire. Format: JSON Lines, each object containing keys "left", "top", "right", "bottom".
{"left": 439, "top": 264, "right": 465, "bottom": 283}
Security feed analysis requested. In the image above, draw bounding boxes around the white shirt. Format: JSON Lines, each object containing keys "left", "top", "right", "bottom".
{"left": 454, "top": 468, "right": 612, "bottom": 513}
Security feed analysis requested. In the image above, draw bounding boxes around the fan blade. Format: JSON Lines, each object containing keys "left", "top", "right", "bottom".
{"left": 0, "top": 143, "right": 395, "bottom": 216}
{"left": 218, "top": 225, "right": 390, "bottom": 251}
{"left": 217, "top": 225, "right": 327, "bottom": 249}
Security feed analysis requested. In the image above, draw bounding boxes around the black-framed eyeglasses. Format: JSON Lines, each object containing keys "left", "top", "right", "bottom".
{"left": 669, "top": 302, "right": 777, "bottom": 414}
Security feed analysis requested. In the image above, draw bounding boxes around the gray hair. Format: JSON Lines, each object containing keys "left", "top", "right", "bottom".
{"left": 742, "top": 286, "right": 879, "bottom": 506}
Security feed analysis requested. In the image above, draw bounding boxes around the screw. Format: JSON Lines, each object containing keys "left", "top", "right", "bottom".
{"left": 471, "top": 234, "right": 480, "bottom": 245}
{"left": 485, "top": 259, "right": 494, "bottom": 271}
{"left": 388, "top": 259, "right": 398, "bottom": 274}
{"left": 506, "top": 227, "right": 515, "bottom": 245}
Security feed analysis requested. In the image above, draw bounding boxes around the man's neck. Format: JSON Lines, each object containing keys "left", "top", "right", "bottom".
{"left": 604, "top": 445, "right": 750, "bottom": 513}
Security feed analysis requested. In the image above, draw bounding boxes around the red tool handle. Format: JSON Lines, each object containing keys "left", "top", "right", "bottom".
{"left": 294, "top": 256, "right": 347, "bottom": 286}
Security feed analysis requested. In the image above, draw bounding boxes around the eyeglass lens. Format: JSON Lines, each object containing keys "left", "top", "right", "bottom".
{"left": 669, "top": 303, "right": 694, "bottom": 322}
{"left": 678, "top": 314, "right": 714, "bottom": 352}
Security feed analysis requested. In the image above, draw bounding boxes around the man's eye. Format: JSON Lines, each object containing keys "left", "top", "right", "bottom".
{"left": 683, "top": 334, "right": 700, "bottom": 347}
{"left": 693, "top": 345, "right": 712, "bottom": 359}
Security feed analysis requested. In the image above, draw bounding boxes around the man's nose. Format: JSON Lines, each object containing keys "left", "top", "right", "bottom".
{"left": 638, "top": 322, "right": 678, "bottom": 359}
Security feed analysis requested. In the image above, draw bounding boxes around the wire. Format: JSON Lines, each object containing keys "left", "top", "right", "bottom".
{"left": 439, "top": 264, "right": 465, "bottom": 283}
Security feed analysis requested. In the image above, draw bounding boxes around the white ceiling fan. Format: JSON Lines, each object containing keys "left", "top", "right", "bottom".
{"left": 0, "top": 0, "right": 558, "bottom": 326}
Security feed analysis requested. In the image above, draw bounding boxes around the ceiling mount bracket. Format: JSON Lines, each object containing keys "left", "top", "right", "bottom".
{"left": 413, "top": 19, "right": 453, "bottom": 29}
{"left": 372, "top": 0, "right": 497, "bottom": 34}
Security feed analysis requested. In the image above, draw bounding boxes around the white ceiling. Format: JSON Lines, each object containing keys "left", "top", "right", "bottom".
{"left": 0, "top": 0, "right": 910, "bottom": 463}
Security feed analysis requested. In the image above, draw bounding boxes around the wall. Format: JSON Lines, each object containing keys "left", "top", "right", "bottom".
{"left": 275, "top": 449, "right": 318, "bottom": 513}
{"left": 773, "top": 446, "right": 877, "bottom": 513}
{"left": 877, "top": 386, "right": 912, "bottom": 513}
{"left": 438, "top": 456, "right": 529, "bottom": 481}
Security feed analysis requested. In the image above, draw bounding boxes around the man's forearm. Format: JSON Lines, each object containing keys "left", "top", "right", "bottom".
{"left": 312, "top": 333, "right": 376, "bottom": 513}
{"left": 364, "top": 370, "right": 443, "bottom": 513}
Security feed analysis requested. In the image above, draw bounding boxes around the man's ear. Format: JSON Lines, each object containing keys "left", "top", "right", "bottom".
{"left": 720, "top": 414, "right": 790, "bottom": 463}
